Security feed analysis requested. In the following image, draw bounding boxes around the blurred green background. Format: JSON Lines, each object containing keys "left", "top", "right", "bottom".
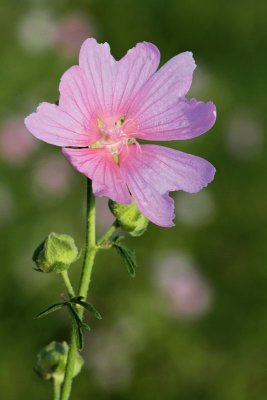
{"left": 0, "top": 0, "right": 266, "bottom": 399}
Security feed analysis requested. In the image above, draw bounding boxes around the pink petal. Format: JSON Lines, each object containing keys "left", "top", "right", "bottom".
{"left": 113, "top": 41, "right": 160, "bottom": 114}
{"left": 124, "top": 51, "right": 216, "bottom": 141}
{"left": 63, "top": 147, "right": 131, "bottom": 204}
{"left": 79, "top": 38, "right": 160, "bottom": 116}
{"left": 25, "top": 102, "right": 91, "bottom": 147}
{"left": 132, "top": 98, "right": 216, "bottom": 141}
{"left": 120, "top": 144, "right": 215, "bottom": 227}
{"left": 127, "top": 51, "right": 196, "bottom": 119}
{"left": 59, "top": 65, "right": 101, "bottom": 144}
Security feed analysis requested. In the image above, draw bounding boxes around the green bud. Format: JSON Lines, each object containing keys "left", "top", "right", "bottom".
{"left": 33, "top": 232, "right": 79, "bottom": 273}
{"left": 34, "top": 341, "right": 83, "bottom": 383}
{"left": 108, "top": 199, "right": 149, "bottom": 237}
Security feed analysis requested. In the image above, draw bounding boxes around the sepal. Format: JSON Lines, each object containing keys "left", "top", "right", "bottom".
{"left": 34, "top": 341, "right": 83, "bottom": 383}
{"left": 109, "top": 199, "right": 149, "bottom": 237}
{"left": 33, "top": 232, "right": 79, "bottom": 273}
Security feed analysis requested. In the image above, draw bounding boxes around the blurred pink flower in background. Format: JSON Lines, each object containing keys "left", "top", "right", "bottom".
{"left": 53, "top": 14, "right": 94, "bottom": 58}
{"left": 175, "top": 189, "right": 216, "bottom": 227}
{"left": 152, "top": 251, "right": 213, "bottom": 319}
{"left": 0, "top": 185, "right": 14, "bottom": 227}
{"left": 18, "top": 9, "right": 95, "bottom": 57}
{"left": 86, "top": 317, "right": 142, "bottom": 391}
{"left": 32, "top": 154, "right": 73, "bottom": 197}
{"left": 0, "top": 118, "right": 38, "bottom": 165}
{"left": 17, "top": 9, "right": 55, "bottom": 53}
{"left": 225, "top": 112, "right": 264, "bottom": 159}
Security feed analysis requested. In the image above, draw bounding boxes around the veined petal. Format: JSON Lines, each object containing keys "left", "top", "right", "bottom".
{"left": 127, "top": 51, "right": 196, "bottom": 120}
{"left": 59, "top": 66, "right": 101, "bottom": 144}
{"left": 63, "top": 147, "right": 131, "bottom": 204}
{"left": 79, "top": 38, "right": 160, "bottom": 116}
{"left": 120, "top": 144, "right": 215, "bottom": 227}
{"left": 114, "top": 42, "right": 160, "bottom": 114}
{"left": 133, "top": 98, "right": 216, "bottom": 141}
{"left": 25, "top": 102, "right": 91, "bottom": 147}
{"left": 79, "top": 38, "right": 116, "bottom": 115}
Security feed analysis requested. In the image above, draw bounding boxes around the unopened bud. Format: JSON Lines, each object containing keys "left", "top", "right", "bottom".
{"left": 34, "top": 341, "right": 83, "bottom": 383}
{"left": 33, "top": 232, "right": 79, "bottom": 273}
{"left": 109, "top": 199, "right": 149, "bottom": 237}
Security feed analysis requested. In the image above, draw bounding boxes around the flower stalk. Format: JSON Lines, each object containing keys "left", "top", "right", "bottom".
{"left": 97, "top": 221, "right": 118, "bottom": 246}
{"left": 60, "top": 179, "right": 97, "bottom": 400}
{"left": 61, "top": 271, "right": 75, "bottom": 298}
{"left": 54, "top": 378, "right": 61, "bottom": 400}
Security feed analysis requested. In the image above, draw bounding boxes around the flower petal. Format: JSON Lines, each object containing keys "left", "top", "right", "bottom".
{"left": 127, "top": 51, "right": 196, "bottom": 119}
{"left": 79, "top": 38, "right": 160, "bottom": 116}
{"left": 114, "top": 42, "right": 160, "bottom": 114}
{"left": 59, "top": 65, "right": 101, "bottom": 144}
{"left": 132, "top": 98, "right": 216, "bottom": 141}
{"left": 120, "top": 144, "right": 215, "bottom": 227}
{"left": 25, "top": 102, "right": 91, "bottom": 147}
{"left": 63, "top": 147, "right": 131, "bottom": 204}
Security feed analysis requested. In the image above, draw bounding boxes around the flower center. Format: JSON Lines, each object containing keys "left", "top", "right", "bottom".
{"left": 94, "top": 115, "right": 137, "bottom": 163}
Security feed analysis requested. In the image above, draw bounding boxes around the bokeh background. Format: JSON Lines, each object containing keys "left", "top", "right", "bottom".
{"left": 0, "top": 0, "right": 266, "bottom": 399}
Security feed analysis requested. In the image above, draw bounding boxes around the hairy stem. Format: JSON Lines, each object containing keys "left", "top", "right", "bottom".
{"left": 53, "top": 378, "right": 61, "bottom": 400}
{"left": 97, "top": 221, "right": 118, "bottom": 246}
{"left": 60, "top": 179, "right": 96, "bottom": 400}
{"left": 61, "top": 271, "right": 75, "bottom": 298}
{"left": 78, "top": 179, "right": 97, "bottom": 302}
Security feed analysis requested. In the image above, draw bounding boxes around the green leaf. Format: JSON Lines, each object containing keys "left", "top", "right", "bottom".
{"left": 66, "top": 303, "right": 90, "bottom": 350}
{"left": 35, "top": 302, "right": 67, "bottom": 319}
{"left": 78, "top": 301, "right": 102, "bottom": 320}
{"left": 70, "top": 297, "right": 102, "bottom": 320}
{"left": 75, "top": 325, "right": 84, "bottom": 351}
{"left": 66, "top": 303, "right": 82, "bottom": 326}
{"left": 112, "top": 238, "right": 137, "bottom": 277}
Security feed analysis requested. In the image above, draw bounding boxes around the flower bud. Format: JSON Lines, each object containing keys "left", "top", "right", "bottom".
{"left": 34, "top": 341, "right": 83, "bottom": 383}
{"left": 109, "top": 199, "right": 149, "bottom": 237}
{"left": 33, "top": 232, "right": 79, "bottom": 273}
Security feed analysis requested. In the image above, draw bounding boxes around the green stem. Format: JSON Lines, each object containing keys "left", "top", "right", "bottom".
{"left": 97, "top": 221, "right": 118, "bottom": 246}
{"left": 60, "top": 179, "right": 96, "bottom": 400}
{"left": 61, "top": 271, "right": 75, "bottom": 298}
{"left": 78, "top": 179, "right": 97, "bottom": 302}
{"left": 53, "top": 378, "right": 61, "bottom": 400}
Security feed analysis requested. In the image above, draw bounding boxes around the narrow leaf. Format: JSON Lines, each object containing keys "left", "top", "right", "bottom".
{"left": 79, "top": 301, "right": 102, "bottom": 320}
{"left": 74, "top": 325, "right": 84, "bottom": 351}
{"left": 113, "top": 241, "right": 137, "bottom": 277}
{"left": 71, "top": 297, "right": 102, "bottom": 320}
{"left": 66, "top": 303, "right": 90, "bottom": 350}
{"left": 66, "top": 303, "right": 83, "bottom": 327}
{"left": 67, "top": 303, "right": 84, "bottom": 350}
{"left": 35, "top": 302, "right": 66, "bottom": 319}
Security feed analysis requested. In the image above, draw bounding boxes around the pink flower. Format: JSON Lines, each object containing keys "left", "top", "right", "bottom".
{"left": 53, "top": 14, "right": 94, "bottom": 58}
{"left": 25, "top": 38, "right": 216, "bottom": 227}
{"left": 33, "top": 154, "right": 73, "bottom": 197}
{"left": 152, "top": 251, "right": 213, "bottom": 319}
{"left": 0, "top": 117, "right": 38, "bottom": 164}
